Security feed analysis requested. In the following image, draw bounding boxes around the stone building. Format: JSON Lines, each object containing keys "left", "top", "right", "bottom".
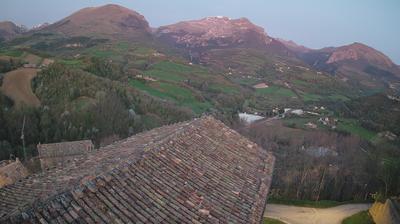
{"left": 37, "top": 140, "right": 94, "bottom": 170}
{"left": 0, "top": 158, "right": 29, "bottom": 188}
{"left": 0, "top": 116, "right": 275, "bottom": 223}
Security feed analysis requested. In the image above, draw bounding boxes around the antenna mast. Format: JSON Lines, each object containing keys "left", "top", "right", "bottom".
{"left": 21, "top": 115, "right": 26, "bottom": 160}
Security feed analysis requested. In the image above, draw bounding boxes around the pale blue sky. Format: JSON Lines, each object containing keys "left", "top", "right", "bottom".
{"left": 1, "top": 0, "right": 399, "bottom": 64}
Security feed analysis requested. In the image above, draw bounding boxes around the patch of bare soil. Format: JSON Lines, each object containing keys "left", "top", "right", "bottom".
{"left": 1, "top": 68, "right": 40, "bottom": 107}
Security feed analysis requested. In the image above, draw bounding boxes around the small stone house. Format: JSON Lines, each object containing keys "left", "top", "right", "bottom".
{"left": 0, "top": 158, "right": 29, "bottom": 188}
{"left": 37, "top": 140, "right": 94, "bottom": 170}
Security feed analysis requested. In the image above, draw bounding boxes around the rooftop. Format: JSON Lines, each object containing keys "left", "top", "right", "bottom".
{"left": 0, "top": 116, "right": 274, "bottom": 223}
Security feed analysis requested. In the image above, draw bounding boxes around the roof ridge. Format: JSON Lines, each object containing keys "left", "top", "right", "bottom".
{"left": 2, "top": 116, "right": 207, "bottom": 219}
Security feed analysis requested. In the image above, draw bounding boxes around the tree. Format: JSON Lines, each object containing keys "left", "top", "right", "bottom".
{"left": 91, "top": 92, "right": 130, "bottom": 143}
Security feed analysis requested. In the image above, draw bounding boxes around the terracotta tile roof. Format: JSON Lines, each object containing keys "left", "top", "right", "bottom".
{"left": 0, "top": 116, "right": 274, "bottom": 223}
{"left": 37, "top": 140, "right": 94, "bottom": 158}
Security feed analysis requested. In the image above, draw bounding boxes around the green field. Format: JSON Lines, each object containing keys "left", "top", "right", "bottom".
{"left": 208, "top": 83, "right": 238, "bottom": 94}
{"left": 0, "top": 49, "right": 24, "bottom": 57}
{"left": 283, "top": 117, "right": 377, "bottom": 141}
{"left": 144, "top": 60, "right": 209, "bottom": 82}
{"left": 342, "top": 211, "right": 374, "bottom": 224}
{"left": 256, "top": 85, "right": 296, "bottom": 97}
{"left": 337, "top": 119, "right": 376, "bottom": 140}
{"left": 283, "top": 117, "right": 319, "bottom": 129}
{"left": 269, "top": 198, "right": 348, "bottom": 208}
{"left": 263, "top": 217, "right": 286, "bottom": 224}
{"left": 58, "top": 59, "right": 83, "bottom": 67}
{"left": 129, "top": 79, "right": 211, "bottom": 114}
{"left": 301, "top": 93, "right": 322, "bottom": 102}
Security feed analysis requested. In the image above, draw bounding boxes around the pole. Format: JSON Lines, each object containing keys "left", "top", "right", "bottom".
{"left": 21, "top": 115, "right": 26, "bottom": 160}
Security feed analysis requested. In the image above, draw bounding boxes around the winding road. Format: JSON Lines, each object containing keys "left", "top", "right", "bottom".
{"left": 264, "top": 203, "right": 372, "bottom": 224}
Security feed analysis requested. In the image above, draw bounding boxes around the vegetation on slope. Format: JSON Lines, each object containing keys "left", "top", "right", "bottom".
{"left": 342, "top": 211, "right": 375, "bottom": 224}
{"left": 263, "top": 217, "right": 286, "bottom": 224}
{"left": 268, "top": 198, "right": 348, "bottom": 208}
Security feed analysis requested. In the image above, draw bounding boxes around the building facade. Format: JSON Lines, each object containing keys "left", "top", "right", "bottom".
{"left": 37, "top": 140, "right": 94, "bottom": 170}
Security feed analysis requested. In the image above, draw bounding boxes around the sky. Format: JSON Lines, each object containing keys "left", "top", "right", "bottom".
{"left": 1, "top": 0, "right": 399, "bottom": 64}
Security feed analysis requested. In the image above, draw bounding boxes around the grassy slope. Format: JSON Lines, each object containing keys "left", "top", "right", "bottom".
{"left": 282, "top": 116, "right": 377, "bottom": 141}
{"left": 129, "top": 79, "right": 211, "bottom": 114}
{"left": 342, "top": 211, "right": 375, "bottom": 224}
{"left": 263, "top": 217, "right": 286, "bottom": 224}
{"left": 269, "top": 198, "right": 349, "bottom": 208}
{"left": 336, "top": 118, "right": 376, "bottom": 140}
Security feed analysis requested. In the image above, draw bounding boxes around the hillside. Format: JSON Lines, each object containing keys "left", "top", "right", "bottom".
{"left": 277, "top": 38, "right": 311, "bottom": 53}
{"left": 0, "top": 4, "right": 399, "bottom": 203}
{"left": 0, "top": 21, "right": 26, "bottom": 41}
{"left": 299, "top": 42, "right": 400, "bottom": 90}
{"left": 156, "top": 16, "right": 291, "bottom": 63}
{"left": 42, "top": 4, "right": 151, "bottom": 40}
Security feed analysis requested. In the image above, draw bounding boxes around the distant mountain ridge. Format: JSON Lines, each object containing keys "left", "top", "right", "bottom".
{"left": 1, "top": 3, "right": 398, "bottom": 87}
{"left": 0, "top": 21, "right": 27, "bottom": 41}
{"left": 297, "top": 41, "right": 400, "bottom": 85}
{"left": 156, "top": 16, "right": 274, "bottom": 49}
{"left": 155, "top": 16, "right": 292, "bottom": 63}
{"left": 326, "top": 42, "right": 395, "bottom": 68}
{"left": 277, "top": 38, "right": 311, "bottom": 53}
{"left": 41, "top": 4, "right": 151, "bottom": 39}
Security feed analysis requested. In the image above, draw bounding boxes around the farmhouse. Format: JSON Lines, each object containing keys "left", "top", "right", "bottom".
{"left": 22, "top": 63, "right": 37, "bottom": 68}
{"left": 0, "top": 158, "right": 29, "bottom": 188}
{"left": 37, "top": 140, "right": 94, "bottom": 170}
{"left": 0, "top": 116, "right": 275, "bottom": 223}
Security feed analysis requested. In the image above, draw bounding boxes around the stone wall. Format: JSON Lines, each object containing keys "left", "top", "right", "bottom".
{"left": 37, "top": 140, "right": 94, "bottom": 158}
{"left": 370, "top": 199, "right": 400, "bottom": 224}
{"left": 0, "top": 159, "right": 29, "bottom": 188}
{"left": 40, "top": 155, "right": 85, "bottom": 170}
{"left": 37, "top": 140, "right": 94, "bottom": 170}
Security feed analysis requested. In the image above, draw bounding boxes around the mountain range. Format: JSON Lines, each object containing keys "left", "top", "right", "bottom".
{"left": 1, "top": 4, "right": 399, "bottom": 98}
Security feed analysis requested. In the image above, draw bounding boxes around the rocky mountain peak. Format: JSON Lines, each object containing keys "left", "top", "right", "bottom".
{"left": 156, "top": 16, "right": 274, "bottom": 50}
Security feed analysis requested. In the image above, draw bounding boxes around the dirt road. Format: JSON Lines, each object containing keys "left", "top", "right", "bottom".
{"left": 264, "top": 203, "right": 372, "bottom": 224}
